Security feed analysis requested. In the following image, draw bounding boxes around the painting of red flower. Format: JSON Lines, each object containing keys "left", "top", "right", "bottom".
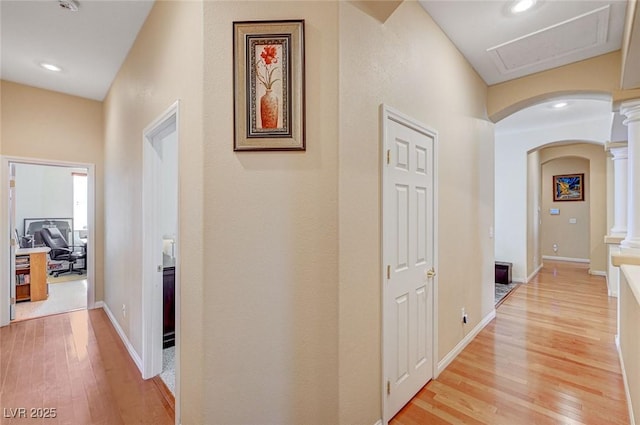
{"left": 260, "top": 45, "right": 278, "bottom": 65}
{"left": 233, "top": 20, "right": 305, "bottom": 151}
{"left": 255, "top": 45, "right": 280, "bottom": 90}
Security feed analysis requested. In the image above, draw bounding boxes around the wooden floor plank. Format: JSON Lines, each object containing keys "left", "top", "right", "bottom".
{"left": 391, "top": 261, "right": 630, "bottom": 425}
{"left": 0, "top": 309, "right": 173, "bottom": 425}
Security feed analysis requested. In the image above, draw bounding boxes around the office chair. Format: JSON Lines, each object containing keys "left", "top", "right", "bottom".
{"left": 40, "top": 227, "right": 86, "bottom": 277}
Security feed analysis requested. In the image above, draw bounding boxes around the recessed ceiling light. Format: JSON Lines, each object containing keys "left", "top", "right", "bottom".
{"left": 511, "top": 0, "right": 537, "bottom": 14}
{"left": 552, "top": 102, "right": 569, "bottom": 109}
{"left": 40, "top": 62, "right": 62, "bottom": 72}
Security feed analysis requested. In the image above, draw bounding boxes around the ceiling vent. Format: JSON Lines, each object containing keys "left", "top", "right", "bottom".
{"left": 58, "top": 0, "right": 79, "bottom": 12}
{"left": 487, "top": 5, "right": 610, "bottom": 74}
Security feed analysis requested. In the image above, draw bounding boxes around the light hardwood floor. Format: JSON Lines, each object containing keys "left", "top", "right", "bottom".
{"left": 392, "top": 261, "right": 630, "bottom": 425}
{"left": 0, "top": 309, "right": 173, "bottom": 424}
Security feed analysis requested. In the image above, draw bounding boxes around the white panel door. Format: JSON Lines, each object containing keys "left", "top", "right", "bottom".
{"left": 383, "top": 109, "right": 436, "bottom": 422}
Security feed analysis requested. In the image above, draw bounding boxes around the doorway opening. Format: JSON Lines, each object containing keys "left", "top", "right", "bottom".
{"left": 1, "top": 157, "right": 96, "bottom": 326}
{"left": 141, "top": 101, "right": 180, "bottom": 421}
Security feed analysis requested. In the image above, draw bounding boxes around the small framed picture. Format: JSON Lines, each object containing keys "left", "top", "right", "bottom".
{"left": 553, "top": 173, "right": 584, "bottom": 201}
{"left": 233, "top": 20, "right": 305, "bottom": 151}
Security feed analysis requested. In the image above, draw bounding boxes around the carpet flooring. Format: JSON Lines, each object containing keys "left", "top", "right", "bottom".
{"left": 495, "top": 281, "right": 521, "bottom": 305}
{"left": 160, "top": 346, "right": 176, "bottom": 395}
{"left": 15, "top": 279, "right": 87, "bottom": 321}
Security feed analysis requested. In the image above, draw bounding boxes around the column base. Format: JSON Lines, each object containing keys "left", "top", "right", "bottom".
{"left": 621, "top": 237, "right": 640, "bottom": 249}
{"left": 606, "top": 233, "right": 627, "bottom": 245}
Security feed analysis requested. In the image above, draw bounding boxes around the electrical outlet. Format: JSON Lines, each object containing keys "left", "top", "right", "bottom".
{"left": 122, "top": 304, "right": 126, "bottom": 318}
{"left": 461, "top": 308, "right": 468, "bottom": 324}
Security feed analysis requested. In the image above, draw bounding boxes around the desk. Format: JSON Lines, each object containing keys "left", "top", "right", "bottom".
{"left": 15, "top": 247, "right": 50, "bottom": 302}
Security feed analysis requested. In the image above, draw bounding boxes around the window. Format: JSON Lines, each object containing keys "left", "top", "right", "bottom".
{"left": 73, "top": 172, "right": 88, "bottom": 243}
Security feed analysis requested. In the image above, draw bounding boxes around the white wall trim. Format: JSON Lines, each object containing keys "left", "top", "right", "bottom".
{"left": 526, "top": 263, "right": 544, "bottom": 282}
{"left": 141, "top": 100, "right": 180, "bottom": 382}
{"left": 102, "top": 302, "right": 143, "bottom": 374}
{"left": 437, "top": 309, "right": 496, "bottom": 375}
{"left": 589, "top": 270, "right": 607, "bottom": 277}
{"left": 616, "top": 336, "right": 636, "bottom": 425}
{"left": 542, "top": 255, "right": 590, "bottom": 263}
{"left": 93, "top": 301, "right": 104, "bottom": 309}
{"left": 373, "top": 420, "right": 383, "bottom": 425}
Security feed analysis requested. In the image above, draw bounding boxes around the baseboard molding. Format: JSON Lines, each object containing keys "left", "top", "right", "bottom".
{"left": 437, "top": 309, "right": 496, "bottom": 375}
{"left": 101, "top": 302, "right": 143, "bottom": 374}
{"left": 589, "top": 270, "right": 607, "bottom": 277}
{"left": 373, "top": 420, "right": 383, "bottom": 425}
{"left": 526, "top": 264, "right": 543, "bottom": 283}
{"left": 93, "top": 301, "right": 104, "bottom": 309}
{"left": 616, "top": 336, "right": 636, "bottom": 425}
{"left": 511, "top": 277, "right": 526, "bottom": 284}
{"left": 542, "top": 255, "right": 589, "bottom": 263}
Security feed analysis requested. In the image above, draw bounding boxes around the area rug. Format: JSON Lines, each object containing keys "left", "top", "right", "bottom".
{"left": 495, "top": 281, "right": 521, "bottom": 306}
{"left": 47, "top": 273, "right": 87, "bottom": 284}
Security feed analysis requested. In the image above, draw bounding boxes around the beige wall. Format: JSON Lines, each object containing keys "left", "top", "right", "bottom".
{"left": 487, "top": 51, "right": 640, "bottom": 122}
{"left": 539, "top": 144, "right": 607, "bottom": 272}
{"left": 0, "top": 80, "right": 105, "bottom": 301}
{"left": 541, "top": 157, "right": 590, "bottom": 260}
{"left": 339, "top": 2, "right": 494, "bottom": 423}
{"left": 527, "top": 149, "right": 541, "bottom": 277}
{"left": 203, "top": 2, "right": 339, "bottom": 424}
{"left": 102, "top": 1, "right": 204, "bottom": 423}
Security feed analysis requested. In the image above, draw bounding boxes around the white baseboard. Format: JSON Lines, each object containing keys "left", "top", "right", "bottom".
{"left": 542, "top": 255, "right": 589, "bottom": 263}
{"left": 373, "top": 420, "right": 383, "bottom": 425}
{"left": 101, "top": 302, "right": 143, "bottom": 374}
{"left": 92, "top": 301, "right": 104, "bottom": 309}
{"left": 437, "top": 309, "right": 496, "bottom": 375}
{"left": 589, "top": 270, "right": 607, "bottom": 277}
{"left": 526, "top": 264, "right": 543, "bottom": 283}
{"left": 616, "top": 336, "right": 636, "bottom": 425}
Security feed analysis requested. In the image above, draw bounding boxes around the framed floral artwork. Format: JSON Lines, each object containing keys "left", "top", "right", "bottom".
{"left": 553, "top": 173, "right": 584, "bottom": 201}
{"left": 233, "top": 20, "right": 305, "bottom": 151}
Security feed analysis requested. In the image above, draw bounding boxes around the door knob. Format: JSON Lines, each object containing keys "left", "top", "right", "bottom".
{"left": 426, "top": 268, "right": 436, "bottom": 278}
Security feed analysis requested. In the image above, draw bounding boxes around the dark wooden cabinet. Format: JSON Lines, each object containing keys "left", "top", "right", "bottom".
{"left": 163, "top": 267, "right": 175, "bottom": 348}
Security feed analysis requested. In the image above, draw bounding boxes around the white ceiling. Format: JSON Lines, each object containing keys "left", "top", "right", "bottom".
{"left": 1, "top": 0, "right": 154, "bottom": 101}
{"left": 0, "top": 0, "right": 630, "bottom": 109}
{"left": 419, "top": 0, "right": 627, "bottom": 86}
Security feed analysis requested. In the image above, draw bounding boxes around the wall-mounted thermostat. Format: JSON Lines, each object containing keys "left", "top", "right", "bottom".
{"left": 549, "top": 208, "right": 560, "bottom": 215}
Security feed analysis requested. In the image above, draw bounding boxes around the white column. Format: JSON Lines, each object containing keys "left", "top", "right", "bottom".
{"left": 621, "top": 99, "right": 640, "bottom": 248}
{"left": 608, "top": 144, "right": 628, "bottom": 234}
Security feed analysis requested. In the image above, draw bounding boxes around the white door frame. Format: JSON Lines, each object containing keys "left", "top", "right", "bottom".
{"left": 381, "top": 104, "right": 439, "bottom": 423}
{"left": 141, "top": 101, "right": 180, "bottom": 423}
{"left": 0, "top": 156, "right": 96, "bottom": 327}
